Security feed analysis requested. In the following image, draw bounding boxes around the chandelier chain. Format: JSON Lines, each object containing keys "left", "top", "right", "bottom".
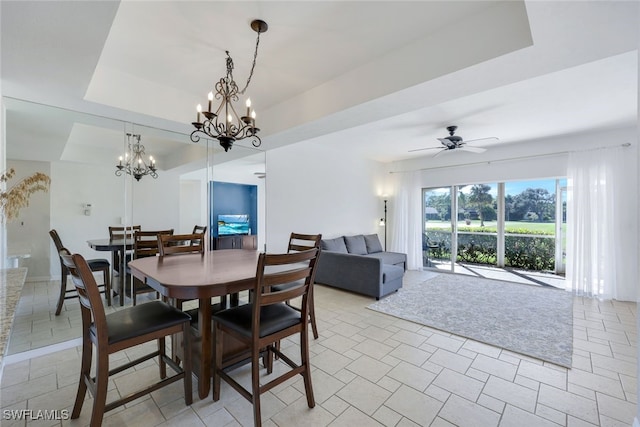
{"left": 238, "top": 30, "right": 261, "bottom": 95}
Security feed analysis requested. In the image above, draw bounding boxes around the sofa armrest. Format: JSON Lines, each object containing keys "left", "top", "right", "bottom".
{"left": 315, "top": 251, "right": 384, "bottom": 296}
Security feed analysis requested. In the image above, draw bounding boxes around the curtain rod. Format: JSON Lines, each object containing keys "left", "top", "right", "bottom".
{"left": 388, "top": 142, "right": 632, "bottom": 174}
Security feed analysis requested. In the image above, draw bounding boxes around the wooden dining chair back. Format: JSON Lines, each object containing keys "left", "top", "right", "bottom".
{"left": 192, "top": 225, "right": 207, "bottom": 234}
{"left": 212, "top": 247, "right": 320, "bottom": 427}
{"left": 49, "top": 229, "right": 111, "bottom": 315}
{"left": 273, "top": 233, "right": 322, "bottom": 339}
{"left": 287, "top": 233, "right": 322, "bottom": 253}
{"left": 108, "top": 225, "right": 140, "bottom": 274}
{"left": 158, "top": 233, "right": 205, "bottom": 257}
{"left": 127, "top": 229, "right": 173, "bottom": 305}
{"left": 60, "top": 250, "right": 192, "bottom": 427}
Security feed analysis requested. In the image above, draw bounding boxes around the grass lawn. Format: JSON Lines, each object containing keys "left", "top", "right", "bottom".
{"left": 425, "top": 220, "right": 563, "bottom": 235}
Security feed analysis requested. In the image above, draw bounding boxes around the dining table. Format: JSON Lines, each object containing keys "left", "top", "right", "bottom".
{"left": 87, "top": 238, "right": 134, "bottom": 306}
{"left": 127, "top": 249, "right": 260, "bottom": 399}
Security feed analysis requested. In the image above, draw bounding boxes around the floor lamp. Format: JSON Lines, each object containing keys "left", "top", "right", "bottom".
{"left": 379, "top": 199, "right": 387, "bottom": 251}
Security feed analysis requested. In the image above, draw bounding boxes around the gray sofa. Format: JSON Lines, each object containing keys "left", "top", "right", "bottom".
{"left": 315, "top": 234, "right": 406, "bottom": 299}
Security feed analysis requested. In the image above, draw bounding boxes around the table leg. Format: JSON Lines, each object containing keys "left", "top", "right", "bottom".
{"left": 198, "top": 299, "right": 212, "bottom": 399}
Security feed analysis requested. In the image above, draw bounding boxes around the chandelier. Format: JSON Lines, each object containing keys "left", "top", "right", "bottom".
{"left": 191, "top": 19, "right": 268, "bottom": 152}
{"left": 115, "top": 133, "right": 158, "bottom": 181}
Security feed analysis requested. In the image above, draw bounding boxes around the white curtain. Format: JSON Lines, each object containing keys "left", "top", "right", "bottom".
{"left": 566, "top": 146, "right": 635, "bottom": 300}
{"left": 390, "top": 171, "right": 423, "bottom": 270}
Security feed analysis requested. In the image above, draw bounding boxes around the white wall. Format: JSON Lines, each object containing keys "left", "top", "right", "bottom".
{"left": 265, "top": 139, "right": 387, "bottom": 253}
{"left": 49, "top": 161, "right": 181, "bottom": 279}
{"left": 5, "top": 160, "right": 51, "bottom": 278}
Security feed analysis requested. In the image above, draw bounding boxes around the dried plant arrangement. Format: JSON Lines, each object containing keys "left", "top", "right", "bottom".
{"left": 0, "top": 168, "right": 51, "bottom": 222}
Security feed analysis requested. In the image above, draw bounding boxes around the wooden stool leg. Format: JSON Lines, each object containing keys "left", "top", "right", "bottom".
{"left": 55, "top": 267, "right": 68, "bottom": 316}
{"left": 103, "top": 268, "right": 112, "bottom": 307}
{"left": 251, "top": 349, "right": 262, "bottom": 427}
{"left": 71, "top": 336, "right": 91, "bottom": 419}
{"left": 213, "top": 323, "right": 222, "bottom": 401}
{"left": 90, "top": 348, "right": 109, "bottom": 426}
{"left": 158, "top": 337, "right": 167, "bottom": 379}
{"left": 182, "top": 324, "right": 193, "bottom": 405}
{"left": 301, "top": 327, "right": 315, "bottom": 408}
{"left": 309, "top": 291, "right": 319, "bottom": 340}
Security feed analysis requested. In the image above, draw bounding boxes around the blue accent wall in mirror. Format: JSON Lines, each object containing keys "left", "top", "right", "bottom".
{"left": 210, "top": 181, "right": 258, "bottom": 238}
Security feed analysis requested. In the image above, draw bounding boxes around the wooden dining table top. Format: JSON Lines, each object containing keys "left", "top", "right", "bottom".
{"left": 127, "top": 249, "right": 261, "bottom": 300}
{"left": 87, "top": 238, "right": 134, "bottom": 251}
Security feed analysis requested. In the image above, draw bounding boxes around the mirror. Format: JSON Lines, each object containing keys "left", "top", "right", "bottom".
{"left": 2, "top": 97, "right": 265, "bottom": 355}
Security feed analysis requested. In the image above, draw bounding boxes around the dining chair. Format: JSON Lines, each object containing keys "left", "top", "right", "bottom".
{"left": 192, "top": 225, "right": 207, "bottom": 234}
{"left": 157, "top": 232, "right": 227, "bottom": 330}
{"left": 59, "top": 249, "right": 192, "bottom": 427}
{"left": 127, "top": 229, "right": 173, "bottom": 305}
{"left": 212, "top": 247, "right": 320, "bottom": 427}
{"left": 272, "top": 233, "right": 322, "bottom": 339}
{"left": 158, "top": 232, "right": 205, "bottom": 257}
{"left": 108, "top": 225, "right": 140, "bottom": 274}
{"left": 49, "top": 229, "right": 111, "bottom": 315}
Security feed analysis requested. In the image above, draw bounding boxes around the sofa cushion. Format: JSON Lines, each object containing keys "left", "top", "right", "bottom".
{"left": 321, "top": 237, "right": 348, "bottom": 253}
{"left": 364, "top": 234, "right": 383, "bottom": 254}
{"left": 344, "top": 235, "right": 368, "bottom": 255}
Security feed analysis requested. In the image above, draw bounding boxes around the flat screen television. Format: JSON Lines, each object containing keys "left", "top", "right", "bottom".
{"left": 217, "top": 214, "right": 250, "bottom": 236}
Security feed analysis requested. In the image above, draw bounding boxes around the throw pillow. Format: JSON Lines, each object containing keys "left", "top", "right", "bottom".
{"left": 321, "top": 237, "right": 348, "bottom": 253}
{"left": 364, "top": 234, "right": 383, "bottom": 253}
{"left": 344, "top": 235, "right": 368, "bottom": 255}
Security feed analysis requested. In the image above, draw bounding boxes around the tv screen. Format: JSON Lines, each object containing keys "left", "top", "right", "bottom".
{"left": 218, "top": 214, "right": 250, "bottom": 236}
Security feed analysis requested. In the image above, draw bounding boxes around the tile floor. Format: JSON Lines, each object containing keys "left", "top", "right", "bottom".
{"left": 1, "top": 270, "right": 637, "bottom": 426}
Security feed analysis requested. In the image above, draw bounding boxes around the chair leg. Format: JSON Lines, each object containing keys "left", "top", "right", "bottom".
{"left": 251, "top": 348, "right": 262, "bottom": 427}
{"left": 71, "top": 336, "right": 91, "bottom": 419}
{"left": 103, "top": 268, "right": 112, "bottom": 307}
{"left": 90, "top": 347, "right": 109, "bottom": 427}
{"left": 212, "top": 323, "right": 223, "bottom": 401}
{"left": 158, "top": 337, "right": 167, "bottom": 379}
{"left": 55, "top": 269, "right": 68, "bottom": 316}
{"left": 309, "top": 292, "right": 319, "bottom": 340}
{"left": 182, "top": 325, "right": 193, "bottom": 405}
{"left": 300, "top": 326, "right": 315, "bottom": 408}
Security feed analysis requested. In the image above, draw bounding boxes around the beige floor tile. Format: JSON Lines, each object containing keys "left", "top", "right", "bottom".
{"left": 384, "top": 384, "right": 443, "bottom": 426}
{"left": 499, "top": 404, "right": 558, "bottom": 427}
{"left": 482, "top": 376, "right": 538, "bottom": 413}
{"left": 329, "top": 406, "right": 384, "bottom": 426}
{"left": 568, "top": 368, "right": 625, "bottom": 399}
{"left": 517, "top": 360, "right": 567, "bottom": 389}
{"left": 438, "top": 394, "right": 500, "bottom": 427}
{"left": 432, "top": 368, "right": 484, "bottom": 402}
{"left": 427, "top": 348, "right": 472, "bottom": 374}
{"left": 537, "top": 384, "right": 599, "bottom": 425}
{"left": 335, "top": 376, "right": 391, "bottom": 416}
{"left": 344, "top": 355, "right": 392, "bottom": 383}
{"left": 470, "top": 353, "right": 517, "bottom": 381}
{"left": 596, "top": 392, "right": 636, "bottom": 425}
{"left": 386, "top": 361, "right": 436, "bottom": 392}
{"left": 388, "top": 343, "right": 430, "bottom": 366}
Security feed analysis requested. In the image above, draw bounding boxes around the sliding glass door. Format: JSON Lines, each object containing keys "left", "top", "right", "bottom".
{"left": 423, "top": 187, "right": 453, "bottom": 270}
{"left": 423, "top": 178, "right": 566, "bottom": 275}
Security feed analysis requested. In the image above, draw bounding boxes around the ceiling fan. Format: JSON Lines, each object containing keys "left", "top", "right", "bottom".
{"left": 409, "top": 125, "right": 498, "bottom": 156}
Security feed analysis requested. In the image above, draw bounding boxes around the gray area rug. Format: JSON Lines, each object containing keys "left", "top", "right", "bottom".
{"left": 368, "top": 273, "right": 573, "bottom": 367}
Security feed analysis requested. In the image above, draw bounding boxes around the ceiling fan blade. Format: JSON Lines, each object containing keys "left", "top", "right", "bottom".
{"left": 459, "top": 146, "right": 487, "bottom": 153}
{"left": 463, "top": 137, "right": 499, "bottom": 144}
{"left": 408, "top": 146, "right": 443, "bottom": 153}
{"left": 432, "top": 148, "right": 449, "bottom": 157}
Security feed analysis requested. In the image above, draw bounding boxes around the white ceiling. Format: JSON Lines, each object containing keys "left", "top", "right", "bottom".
{"left": 1, "top": 1, "right": 638, "bottom": 171}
